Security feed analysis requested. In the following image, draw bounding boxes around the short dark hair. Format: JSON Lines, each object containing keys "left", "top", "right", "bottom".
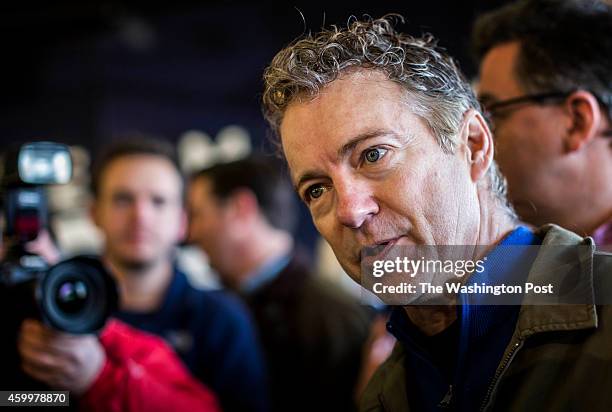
{"left": 193, "top": 155, "right": 298, "bottom": 232}
{"left": 90, "top": 134, "right": 183, "bottom": 198}
{"left": 472, "top": 0, "right": 612, "bottom": 116}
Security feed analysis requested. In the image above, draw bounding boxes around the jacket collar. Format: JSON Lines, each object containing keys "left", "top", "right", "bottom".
{"left": 516, "top": 224, "right": 598, "bottom": 338}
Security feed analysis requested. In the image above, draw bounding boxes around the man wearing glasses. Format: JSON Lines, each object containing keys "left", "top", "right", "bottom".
{"left": 473, "top": 0, "right": 612, "bottom": 250}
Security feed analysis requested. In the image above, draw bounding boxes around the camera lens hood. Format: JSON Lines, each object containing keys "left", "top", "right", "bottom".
{"left": 37, "top": 256, "right": 118, "bottom": 334}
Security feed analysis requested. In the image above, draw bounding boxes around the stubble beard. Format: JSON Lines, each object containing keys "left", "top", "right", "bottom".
{"left": 109, "top": 249, "right": 167, "bottom": 275}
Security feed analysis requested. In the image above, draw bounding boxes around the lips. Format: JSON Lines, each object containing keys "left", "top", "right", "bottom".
{"left": 377, "top": 236, "right": 399, "bottom": 249}
{"left": 123, "top": 231, "right": 154, "bottom": 244}
{"left": 366, "top": 236, "right": 402, "bottom": 260}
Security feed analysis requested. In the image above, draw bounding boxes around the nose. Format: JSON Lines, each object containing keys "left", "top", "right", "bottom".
{"left": 131, "top": 198, "right": 154, "bottom": 225}
{"left": 334, "top": 179, "right": 379, "bottom": 229}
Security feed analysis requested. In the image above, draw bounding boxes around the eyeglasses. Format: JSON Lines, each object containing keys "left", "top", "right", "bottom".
{"left": 482, "top": 91, "right": 572, "bottom": 117}
{"left": 480, "top": 91, "right": 574, "bottom": 133}
{"left": 480, "top": 90, "right": 612, "bottom": 137}
{"left": 480, "top": 92, "right": 572, "bottom": 132}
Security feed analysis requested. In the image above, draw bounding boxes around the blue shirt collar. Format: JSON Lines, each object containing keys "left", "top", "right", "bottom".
{"left": 458, "top": 226, "right": 541, "bottom": 336}
{"left": 239, "top": 253, "right": 292, "bottom": 295}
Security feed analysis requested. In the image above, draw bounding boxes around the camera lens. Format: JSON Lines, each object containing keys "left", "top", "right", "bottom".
{"left": 55, "top": 279, "right": 88, "bottom": 315}
{"left": 38, "top": 256, "right": 118, "bottom": 334}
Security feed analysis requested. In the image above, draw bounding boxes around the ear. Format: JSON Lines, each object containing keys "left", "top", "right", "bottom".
{"left": 227, "top": 188, "right": 259, "bottom": 223}
{"left": 460, "top": 109, "right": 494, "bottom": 182}
{"left": 564, "top": 90, "right": 602, "bottom": 152}
{"left": 224, "top": 188, "right": 259, "bottom": 231}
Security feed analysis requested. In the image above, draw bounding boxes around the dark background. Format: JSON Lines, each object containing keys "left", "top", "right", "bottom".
{"left": 0, "top": 0, "right": 512, "bottom": 249}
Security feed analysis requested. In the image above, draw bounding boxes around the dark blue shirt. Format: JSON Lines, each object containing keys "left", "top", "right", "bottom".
{"left": 116, "top": 268, "right": 269, "bottom": 412}
{"left": 387, "top": 226, "right": 541, "bottom": 411}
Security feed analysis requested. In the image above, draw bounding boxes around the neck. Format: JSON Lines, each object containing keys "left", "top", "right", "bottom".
{"left": 570, "top": 208, "right": 612, "bottom": 237}
{"left": 225, "top": 224, "right": 293, "bottom": 290}
{"left": 106, "top": 255, "right": 173, "bottom": 312}
{"left": 404, "top": 305, "right": 456, "bottom": 336}
{"left": 405, "top": 192, "right": 516, "bottom": 336}
{"left": 472, "top": 190, "right": 518, "bottom": 260}
{"left": 590, "top": 210, "right": 612, "bottom": 235}
{"left": 544, "top": 198, "right": 612, "bottom": 237}
{"left": 553, "top": 140, "right": 612, "bottom": 236}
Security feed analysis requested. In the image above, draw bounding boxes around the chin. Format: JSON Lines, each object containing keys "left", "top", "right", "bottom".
{"left": 113, "top": 249, "right": 157, "bottom": 268}
{"left": 119, "top": 257, "right": 157, "bottom": 272}
{"left": 338, "top": 259, "right": 361, "bottom": 285}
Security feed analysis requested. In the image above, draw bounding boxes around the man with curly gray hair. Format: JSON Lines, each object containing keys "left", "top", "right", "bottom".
{"left": 263, "top": 14, "right": 612, "bottom": 412}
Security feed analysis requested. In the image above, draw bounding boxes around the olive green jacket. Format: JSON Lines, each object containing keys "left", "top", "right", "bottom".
{"left": 361, "top": 224, "right": 612, "bottom": 412}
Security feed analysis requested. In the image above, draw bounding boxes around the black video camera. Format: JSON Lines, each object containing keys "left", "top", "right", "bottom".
{"left": 0, "top": 142, "right": 118, "bottom": 334}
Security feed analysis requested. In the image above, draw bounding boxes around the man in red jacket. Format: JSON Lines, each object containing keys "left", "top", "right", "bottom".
{"left": 18, "top": 318, "right": 220, "bottom": 412}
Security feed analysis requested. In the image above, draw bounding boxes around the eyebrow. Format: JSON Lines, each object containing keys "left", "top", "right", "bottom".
{"left": 337, "top": 129, "right": 389, "bottom": 157}
{"left": 293, "top": 129, "right": 391, "bottom": 192}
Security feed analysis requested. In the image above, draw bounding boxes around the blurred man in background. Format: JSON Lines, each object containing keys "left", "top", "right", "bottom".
{"left": 473, "top": 0, "right": 612, "bottom": 249}
{"left": 89, "top": 137, "right": 268, "bottom": 412}
{"left": 188, "top": 156, "right": 372, "bottom": 412}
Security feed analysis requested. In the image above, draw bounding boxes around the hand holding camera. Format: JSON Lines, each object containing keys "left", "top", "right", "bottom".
{"left": 18, "top": 319, "right": 105, "bottom": 395}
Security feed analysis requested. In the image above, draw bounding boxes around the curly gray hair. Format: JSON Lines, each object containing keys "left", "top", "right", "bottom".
{"left": 262, "top": 15, "right": 512, "bottom": 210}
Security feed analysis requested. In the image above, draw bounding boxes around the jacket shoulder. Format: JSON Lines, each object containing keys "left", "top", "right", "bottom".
{"left": 360, "top": 343, "right": 410, "bottom": 412}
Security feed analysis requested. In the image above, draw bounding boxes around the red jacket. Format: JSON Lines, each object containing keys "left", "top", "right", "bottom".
{"left": 80, "top": 319, "right": 220, "bottom": 412}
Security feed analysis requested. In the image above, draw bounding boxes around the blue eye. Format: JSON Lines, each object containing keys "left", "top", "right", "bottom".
{"left": 307, "top": 184, "right": 325, "bottom": 199}
{"left": 364, "top": 148, "right": 387, "bottom": 163}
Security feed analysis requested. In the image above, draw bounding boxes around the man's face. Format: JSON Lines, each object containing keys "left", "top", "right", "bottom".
{"left": 187, "top": 177, "right": 235, "bottom": 279}
{"left": 478, "top": 41, "right": 568, "bottom": 226}
{"left": 93, "top": 155, "right": 185, "bottom": 269}
{"left": 280, "top": 70, "right": 480, "bottom": 283}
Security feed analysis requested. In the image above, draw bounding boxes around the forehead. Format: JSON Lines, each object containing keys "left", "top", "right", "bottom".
{"left": 100, "top": 154, "right": 182, "bottom": 196}
{"left": 478, "top": 41, "right": 524, "bottom": 99}
{"left": 279, "top": 70, "right": 419, "bottom": 181}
